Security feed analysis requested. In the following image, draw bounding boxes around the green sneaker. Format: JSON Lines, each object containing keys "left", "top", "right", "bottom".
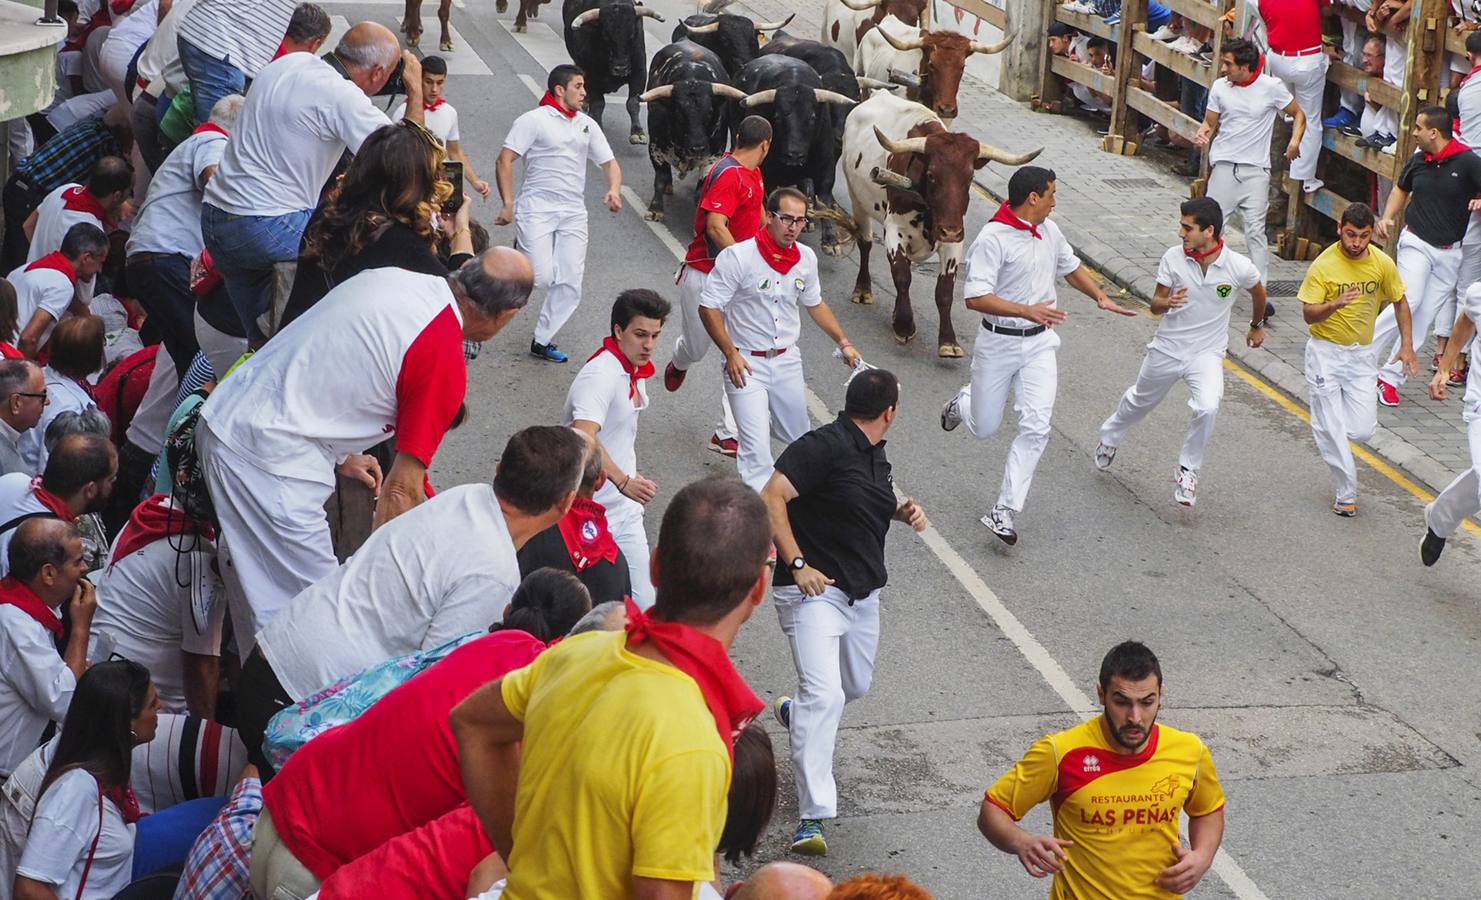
{"left": 774, "top": 695, "right": 792, "bottom": 730}
{"left": 790, "top": 818, "right": 827, "bottom": 856}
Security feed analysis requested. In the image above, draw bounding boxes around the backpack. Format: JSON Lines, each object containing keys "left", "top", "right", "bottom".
{"left": 94, "top": 345, "right": 158, "bottom": 447}
{"left": 163, "top": 391, "right": 215, "bottom": 527}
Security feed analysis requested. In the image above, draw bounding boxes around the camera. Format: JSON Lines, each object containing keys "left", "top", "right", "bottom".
{"left": 323, "top": 52, "right": 406, "bottom": 97}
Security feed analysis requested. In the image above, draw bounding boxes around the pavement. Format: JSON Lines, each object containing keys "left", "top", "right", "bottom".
{"left": 324, "top": 1, "right": 1481, "bottom": 897}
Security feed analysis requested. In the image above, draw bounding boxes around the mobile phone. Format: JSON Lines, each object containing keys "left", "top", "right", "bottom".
{"left": 441, "top": 160, "right": 464, "bottom": 214}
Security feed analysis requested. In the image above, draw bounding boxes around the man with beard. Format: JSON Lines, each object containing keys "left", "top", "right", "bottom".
{"left": 0, "top": 432, "right": 117, "bottom": 575}
{"left": 977, "top": 641, "right": 1227, "bottom": 898}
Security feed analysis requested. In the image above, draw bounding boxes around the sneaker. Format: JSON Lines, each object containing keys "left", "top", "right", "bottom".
{"left": 1174, "top": 466, "right": 1198, "bottom": 507}
{"left": 1094, "top": 442, "right": 1117, "bottom": 470}
{"left": 1061, "top": 0, "right": 1095, "bottom": 11}
{"left": 1377, "top": 379, "right": 1400, "bottom": 407}
{"left": 1448, "top": 366, "right": 1467, "bottom": 387}
{"left": 1168, "top": 36, "right": 1202, "bottom": 55}
{"left": 1322, "top": 108, "right": 1359, "bottom": 130}
{"left": 981, "top": 504, "right": 1018, "bottom": 546}
{"left": 1431, "top": 352, "right": 1443, "bottom": 372}
{"left": 1103, "top": 12, "right": 1120, "bottom": 25}
{"left": 1303, "top": 178, "right": 1324, "bottom": 194}
{"left": 1371, "top": 132, "right": 1398, "bottom": 150}
{"left": 1148, "top": 24, "right": 1177, "bottom": 40}
{"left": 940, "top": 394, "right": 963, "bottom": 432}
{"left": 707, "top": 432, "right": 738, "bottom": 457}
{"left": 1354, "top": 133, "right": 1377, "bottom": 148}
{"left": 1420, "top": 504, "right": 1446, "bottom": 566}
{"left": 663, "top": 361, "right": 686, "bottom": 392}
{"left": 1337, "top": 123, "right": 1364, "bottom": 137}
{"left": 790, "top": 819, "right": 828, "bottom": 856}
{"left": 530, "top": 340, "right": 568, "bottom": 363}
{"left": 774, "top": 695, "right": 793, "bottom": 729}
{"left": 1332, "top": 500, "right": 1357, "bottom": 517}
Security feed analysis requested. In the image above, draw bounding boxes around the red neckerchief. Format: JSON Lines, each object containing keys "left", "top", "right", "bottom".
{"left": 1424, "top": 138, "right": 1473, "bottom": 163}
{"left": 61, "top": 185, "right": 113, "bottom": 229}
{"left": 1230, "top": 55, "right": 1265, "bottom": 87}
{"left": 109, "top": 0, "right": 136, "bottom": 14}
{"left": 1186, "top": 239, "right": 1224, "bottom": 262}
{"left": 110, "top": 495, "right": 216, "bottom": 566}
{"left": 557, "top": 496, "right": 620, "bottom": 570}
{"left": 426, "top": 97, "right": 447, "bottom": 111}
{"left": 25, "top": 251, "right": 76, "bottom": 284}
{"left": 0, "top": 576, "right": 62, "bottom": 637}
{"left": 31, "top": 476, "right": 77, "bottom": 522}
{"left": 192, "top": 122, "right": 229, "bottom": 138}
{"left": 539, "top": 92, "right": 577, "bottom": 119}
{"left": 586, "top": 336, "right": 654, "bottom": 400}
{"left": 0, "top": 344, "right": 21, "bottom": 360}
{"left": 990, "top": 202, "right": 1041, "bottom": 239}
{"left": 624, "top": 599, "right": 763, "bottom": 757}
{"left": 106, "top": 786, "right": 143, "bottom": 824}
{"left": 271, "top": 39, "right": 290, "bottom": 61}
{"left": 755, "top": 226, "right": 801, "bottom": 273}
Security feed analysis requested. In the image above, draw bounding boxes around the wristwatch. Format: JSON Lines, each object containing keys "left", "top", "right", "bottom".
{"left": 790, "top": 556, "right": 807, "bottom": 572}
{"left": 1249, "top": 321, "right": 1266, "bottom": 329}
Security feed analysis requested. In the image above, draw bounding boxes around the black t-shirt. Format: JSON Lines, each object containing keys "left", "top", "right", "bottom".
{"left": 1397, "top": 145, "right": 1481, "bottom": 246}
{"left": 517, "top": 522, "right": 632, "bottom": 608}
{"left": 773, "top": 414, "right": 897, "bottom": 600}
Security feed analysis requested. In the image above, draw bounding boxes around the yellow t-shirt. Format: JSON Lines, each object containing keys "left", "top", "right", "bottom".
{"left": 499, "top": 630, "right": 731, "bottom": 900}
{"left": 1298, "top": 243, "right": 1407, "bottom": 346}
{"left": 986, "top": 718, "right": 1226, "bottom": 900}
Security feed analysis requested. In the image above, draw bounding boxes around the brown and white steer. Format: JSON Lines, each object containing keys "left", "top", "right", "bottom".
{"left": 820, "top": 0, "right": 925, "bottom": 70}
{"left": 837, "top": 91, "right": 1040, "bottom": 357}
{"left": 856, "top": 14, "right": 1012, "bottom": 122}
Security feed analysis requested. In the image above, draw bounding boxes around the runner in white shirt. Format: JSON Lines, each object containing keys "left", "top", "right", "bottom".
{"left": 392, "top": 55, "right": 491, "bottom": 202}
{"left": 497, "top": 64, "right": 623, "bottom": 363}
{"left": 198, "top": 251, "right": 532, "bottom": 658}
{"left": 1440, "top": 30, "right": 1481, "bottom": 381}
{"left": 699, "top": 188, "right": 861, "bottom": 492}
{"left": 1194, "top": 38, "right": 1305, "bottom": 283}
{"left": 7, "top": 222, "right": 107, "bottom": 357}
{"left": 1096, "top": 197, "right": 1267, "bottom": 507}
{"left": 1421, "top": 280, "right": 1481, "bottom": 565}
{"left": 940, "top": 166, "right": 1137, "bottom": 545}
{"left": 564, "top": 289, "right": 672, "bottom": 609}
{"left": 25, "top": 156, "right": 132, "bottom": 304}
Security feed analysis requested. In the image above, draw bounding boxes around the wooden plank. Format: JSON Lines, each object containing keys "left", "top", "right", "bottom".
{"left": 1325, "top": 59, "right": 1405, "bottom": 109}
{"left": 1055, "top": 8, "right": 1118, "bottom": 41}
{"left": 1107, "top": 0, "right": 1146, "bottom": 141}
{"left": 1156, "top": 0, "right": 1225, "bottom": 30}
{"left": 941, "top": 0, "right": 1008, "bottom": 31}
{"left": 1125, "top": 84, "right": 1201, "bottom": 142}
{"left": 1132, "top": 30, "right": 1215, "bottom": 86}
{"left": 1300, "top": 182, "right": 1355, "bottom": 225}
{"left": 1446, "top": 27, "right": 1467, "bottom": 58}
{"left": 1037, "top": 0, "right": 1064, "bottom": 107}
{"left": 1050, "top": 53, "right": 1116, "bottom": 95}
{"left": 1320, "top": 128, "right": 1401, "bottom": 178}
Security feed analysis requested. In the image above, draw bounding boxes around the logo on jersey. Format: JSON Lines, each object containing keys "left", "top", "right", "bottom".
{"left": 1149, "top": 774, "right": 1181, "bottom": 800}
{"left": 794, "top": 278, "right": 807, "bottom": 292}
{"left": 1083, "top": 754, "right": 1102, "bottom": 773}
{"left": 759, "top": 278, "right": 773, "bottom": 291}
{"left": 1216, "top": 283, "right": 1233, "bottom": 298}
{"left": 580, "top": 520, "right": 599, "bottom": 543}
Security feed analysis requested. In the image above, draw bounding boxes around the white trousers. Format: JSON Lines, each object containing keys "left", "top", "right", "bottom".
{"left": 516, "top": 204, "right": 588, "bottom": 346}
{"left": 605, "top": 500, "right": 653, "bottom": 610}
{"left": 1099, "top": 348, "right": 1225, "bottom": 473}
{"left": 1266, "top": 50, "right": 1329, "bottom": 182}
{"left": 955, "top": 328, "right": 1059, "bottom": 511}
{"left": 124, "top": 348, "right": 178, "bottom": 457}
{"left": 775, "top": 585, "right": 881, "bottom": 820}
{"left": 1206, "top": 162, "right": 1272, "bottom": 283}
{"left": 1305, "top": 338, "right": 1379, "bottom": 504}
{"left": 724, "top": 349, "right": 810, "bottom": 492}
{"left": 194, "top": 309, "right": 249, "bottom": 380}
{"left": 1440, "top": 212, "right": 1481, "bottom": 341}
{"left": 1340, "top": 19, "right": 1362, "bottom": 114}
{"left": 1427, "top": 406, "right": 1481, "bottom": 537}
{"left": 1374, "top": 230, "right": 1462, "bottom": 386}
{"left": 1359, "top": 104, "right": 1399, "bottom": 141}
{"left": 671, "top": 266, "right": 737, "bottom": 440}
{"left": 199, "top": 424, "right": 338, "bottom": 659}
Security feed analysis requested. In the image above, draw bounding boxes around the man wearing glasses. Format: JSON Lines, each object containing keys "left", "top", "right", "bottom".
{"left": 699, "top": 188, "right": 861, "bottom": 491}
{"left": 0, "top": 360, "right": 48, "bottom": 476}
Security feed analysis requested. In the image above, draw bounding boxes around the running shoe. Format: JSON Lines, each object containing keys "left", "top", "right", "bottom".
{"left": 1303, "top": 178, "right": 1324, "bottom": 194}
{"left": 1377, "top": 379, "right": 1400, "bottom": 407}
{"left": 1103, "top": 12, "right": 1121, "bottom": 25}
{"left": 1174, "top": 466, "right": 1198, "bottom": 507}
{"left": 1332, "top": 500, "right": 1357, "bottom": 517}
{"left": 708, "top": 433, "right": 738, "bottom": 457}
{"left": 1094, "top": 442, "right": 1117, "bottom": 470}
{"left": 1147, "top": 24, "right": 1177, "bottom": 40}
{"left": 1060, "top": 0, "right": 1096, "bottom": 12}
{"left": 664, "top": 361, "right": 687, "bottom": 392}
{"left": 530, "top": 340, "right": 568, "bottom": 363}
{"left": 981, "top": 505, "right": 1018, "bottom": 546}
{"left": 1420, "top": 504, "right": 1446, "bottom": 566}
{"left": 774, "top": 695, "right": 793, "bottom": 730}
{"left": 790, "top": 819, "right": 828, "bottom": 856}
{"left": 940, "top": 394, "right": 963, "bottom": 432}
{"left": 1322, "top": 108, "right": 1359, "bottom": 130}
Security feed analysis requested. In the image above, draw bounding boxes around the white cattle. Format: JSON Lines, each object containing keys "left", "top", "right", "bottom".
{"left": 856, "top": 14, "right": 1013, "bottom": 121}
{"left": 820, "top": 0, "right": 924, "bottom": 71}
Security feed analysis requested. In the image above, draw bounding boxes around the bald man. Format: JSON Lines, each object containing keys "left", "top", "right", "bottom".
{"left": 730, "top": 862, "right": 833, "bottom": 899}
{"left": 201, "top": 22, "right": 426, "bottom": 343}
{"left": 199, "top": 249, "right": 534, "bottom": 663}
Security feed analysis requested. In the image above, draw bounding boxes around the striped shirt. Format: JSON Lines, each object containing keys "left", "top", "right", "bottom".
{"left": 176, "top": 0, "right": 297, "bottom": 78}
{"left": 14, "top": 117, "right": 122, "bottom": 192}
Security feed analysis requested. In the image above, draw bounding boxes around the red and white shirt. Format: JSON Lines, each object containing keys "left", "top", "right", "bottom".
{"left": 392, "top": 99, "right": 460, "bottom": 145}
{"left": 683, "top": 155, "right": 765, "bottom": 275}
{"left": 26, "top": 184, "right": 109, "bottom": 265}
{"left": 200, "top": 267, "right": 466, "bottom": 487}
{"left": 6, "top": 256, "right": 76, "bottom": 347}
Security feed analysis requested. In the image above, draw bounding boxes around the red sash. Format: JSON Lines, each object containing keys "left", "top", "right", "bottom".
{"left": 61, "top": 186, "right": 113, "bottom": 228}
{"left": 24, "top": 251, "right": 77, "bottom": 284}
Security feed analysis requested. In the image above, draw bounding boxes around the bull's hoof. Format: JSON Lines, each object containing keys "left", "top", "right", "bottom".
{"left": 893, "top": 327, "right": 917, "bottom": 344}
{"left": 513, "top": 22, "right": 527, "bottom": 32}
{"left": 821, "top": 240, "right": 851, "bottom": 257}
{"left": 644, "top": 208, "right": 665, "bottom": 222}
{"left": 850, "top": 289, "right": 874, "bottom": 305}
{"left": 938, "top": 342, "right": 965, "bottom": 359}
{"left": 496, "top": 0, "right": 507, "bottom": 11}
{"left": 630, "top": 132, "right": 648, "bottom": 144}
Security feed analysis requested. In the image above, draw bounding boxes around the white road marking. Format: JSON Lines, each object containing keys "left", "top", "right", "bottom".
{"left": 508, "top": 32, "right": 1270, "bottom": 900}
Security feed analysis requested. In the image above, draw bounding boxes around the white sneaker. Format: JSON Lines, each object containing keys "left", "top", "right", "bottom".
{"left": 980, "top": 504, "right": 1018, "bottom": 545}
{"left": 940, "top": 393, "right": 963, "bottom": 432}
{"left": 1148, "top": 25, "right": 1177, "bottom": 40}
{"left": 1174, "top": 466, "right": 1198, "bottom": 507}
{"left": 1061, "top": 0, "right": 1096, "bottom": 12}
{"left": 1167, "top": 36, "right": 1202, "bottom": 55}
{"left": 1303, "top": 178, "right": 1324, "bottom": 194}
{"left": 1094, "top": 442, "right": 1117, "bottom": 470}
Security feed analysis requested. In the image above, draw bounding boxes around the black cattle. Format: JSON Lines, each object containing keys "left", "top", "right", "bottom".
{"left": 563, "top": 0, "right": 664, "bottom": 143}
{"left": 671, "top": 11, "right": 794, "bottom": 77}
{"left": 732, "top": 55, "right": 857, "bottom": 253}
{"left": 640, "top": 42, "right": 745, "bottom": 221}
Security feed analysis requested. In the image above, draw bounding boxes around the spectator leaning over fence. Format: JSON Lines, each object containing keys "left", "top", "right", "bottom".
{"left": 1353, "top": 36, "right": 1399, "bottom": 151}
{"left": 1325, "top": 0, "right": 1374, "bottom": 130}
{"left": 1195, "top": 37, "right": 1305, "bottom": 284}
{"left": 1368, "top": 0, "right": 1412, "bottom": 97}
{"left": 1258, "top": 0, "right": 1329, "bottom": 195}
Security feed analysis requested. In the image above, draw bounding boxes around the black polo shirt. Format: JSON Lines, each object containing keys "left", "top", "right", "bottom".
{"left": 773, "top": 413, "right": 897, "bottom": 600}
{"left": 1397, "top": 144, "right": 1481, "bottom": 247}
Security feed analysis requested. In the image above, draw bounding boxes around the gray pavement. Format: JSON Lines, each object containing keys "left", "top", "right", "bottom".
{"left": 328, "top": 2, "right": 1481, "bottom": 897}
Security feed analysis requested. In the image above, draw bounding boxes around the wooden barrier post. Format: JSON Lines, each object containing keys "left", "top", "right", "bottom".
{"left": 1106, "top": 0, "right": 1149, "bottom": 153}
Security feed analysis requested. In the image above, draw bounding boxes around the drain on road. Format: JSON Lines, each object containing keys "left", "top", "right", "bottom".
{"left": 1101, "top": 178, "right": 1165, "bottom": 190}
{"left": 1266, "top": 280, "right": 1301, "bottom": 297}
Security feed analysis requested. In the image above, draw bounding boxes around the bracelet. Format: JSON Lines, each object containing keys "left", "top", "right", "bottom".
{"left": 620, "top": 474, "right": 631, "bottom": 493}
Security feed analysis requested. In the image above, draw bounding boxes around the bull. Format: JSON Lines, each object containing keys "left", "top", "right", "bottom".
{"left": 498, "top": 0, "right": 551, "bottom": 33}
{"left": 830, "top": 91, "right": 1041, "bottom": 356}
{"left": 820, "top": 0, "right": 924, "bottom": 66}
{"left": 563, "top": 0, "right": 665, "bottom": 143}
{"left": 671, "top": 5, "right": 795, "bottom": 76}
{"left": 856, "top": 14, "right": 1013, "bottom": 122}
{"left": 639, "top": 42, "right": 746, "bottom": 221}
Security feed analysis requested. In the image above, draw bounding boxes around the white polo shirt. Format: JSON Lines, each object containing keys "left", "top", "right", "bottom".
{"left": 564, "top": 349, "right": 650, "bottom": 519}
{"left": 0, "top": 602, "right": 74, "bottom": 776}
{"left": 1150, "top": 244, "right": 1263, "bottom": 360}
{"left": 503, "top": 105, "right": 615, "bottom": 210}
{"left": 963, "top": 218, "right": 1080, "bottom": 329}
{"left": 258, "top": 483, "right": 521, "bottom": 699}
{"left": 1206, "top": 73, "right": 1294, "bottom": 168}
{"left": 203, "top": 52, "right": 390, "bottom": 217}
{"left": 200, "top": 267, "right": 467, "bottom": 486}
{"left": 699, "top": 237, "right": 823, "bottom": 351}
{"left": 176, "top": 0, "right": 297, "bottom": 78}
{"left": 27, "top": 185, "right": 107, "bottom": 265}
{"left": 6, "top": 262, "right": 75, "bottom": 347}
{"left": 126, "top": 129, "right": 227, "bottom": 259}
{"left": 393, "top": 100, "right": 460, "bottom": 144}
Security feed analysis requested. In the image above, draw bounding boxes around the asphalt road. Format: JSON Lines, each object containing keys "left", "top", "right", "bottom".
{"left": 326, "top": 2, "right": 1481, "bottom": 896}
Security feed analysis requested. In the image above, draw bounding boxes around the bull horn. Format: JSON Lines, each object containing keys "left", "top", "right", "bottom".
{"left": 887, "top": 69, "right": 921, "bottom": 90}
{"left": 740, "top": 88, "right": 777, "bottom": 107}
{"left": 814, "top": 88, "right": 857, "bottom": 105}
{"left": 978, "top": 143, "right": 1045, "bottom": 166}
{"left": 755, "top": 13, "right": 795, "bottom": 31}
{"left": 839, "top": 0, "right": 882, "bottom": 9}
{"left": 700, "top": 0, "right": 735, "bottom": 11}
{"left": 685, "top": 20, "right": 720, "bottom": 33}
{"left": 870, "top": 166, "right": 914, "bottom": 189}
{"left": 878, "top": 25, "right": 925, "bottom": 52}
{"left": 571, "top": 8, "right": 599, "bottom": 26}
{"left": 970, "top": 32, "right": 1016, "bottom": 55}
{"left": 709, "top": 82, "right": 748, "bottom": 101}
{"left": 638, "top": 84, "right": 675, "bottom": 102}
{"left": 636, "top": 6, "right": 665, "bottom": 21}
{"left": 873, "top": 125, "right": 927, "bottom": 156}
{"left": 857, "top": 76, "right": 900, "bottom": 91}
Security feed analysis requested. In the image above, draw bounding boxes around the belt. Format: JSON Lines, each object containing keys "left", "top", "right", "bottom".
{"left": 126, "top": 251, "right": 185, "bottom": 264}
{"left": 1405, "top": 227, "right": 1457, "bottom": 250}
{"left": 982, "top": 319, "right": 1047, "bottom": 337}
{"left": 1270, "top": 45, "right": 1323, "bottom": 57}
{"left": 746, "top": 347, "right": 788, "bottom": 358}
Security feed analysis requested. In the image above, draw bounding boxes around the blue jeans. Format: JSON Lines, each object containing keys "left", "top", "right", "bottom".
{"left": 177, "top": 35, "right": 246, "bottom": 124}
{"left": 201, "top": 204, "right": 312, "bottom": 343}
{"left": 131, "top": 795, "right": 230, "bottom": 878}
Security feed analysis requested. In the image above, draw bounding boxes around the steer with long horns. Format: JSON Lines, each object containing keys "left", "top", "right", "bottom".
{"left": 639, "top": 41, "right": 748, "bottom": 221}
{"left": 562, "top": 0, "right": 665, "bottom": 143}
{"left": 828, "top": 91, "right": 1041, "bottom": 357}
{"left": 856, "top": 14, "right": 1012, "bottom": 122}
